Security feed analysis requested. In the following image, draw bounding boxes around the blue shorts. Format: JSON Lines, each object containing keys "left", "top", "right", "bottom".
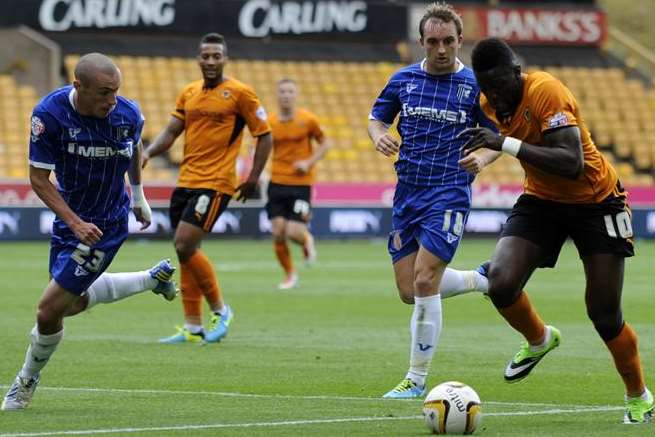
{"left": 49, "top": 219, "right": 128, "bottom": 295}
{"left": 388, "top": 182, "right": 471, "bottom": 264}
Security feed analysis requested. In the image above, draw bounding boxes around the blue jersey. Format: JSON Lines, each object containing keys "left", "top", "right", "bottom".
{"left": 370, "top": 60, "right": 497, "bottom": 187}
{"left": 29, "top": 85, "right": 144, "bottom": 228}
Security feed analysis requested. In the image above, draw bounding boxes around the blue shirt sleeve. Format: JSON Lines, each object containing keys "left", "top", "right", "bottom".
{"left": 370, "top": 76, "right": 401, "bottom": 125}
{"left": 134, "top": 110, "right": 145, "bottom": 144}
{"left": 29, "top": 110, "right": 61, "bottom": 170}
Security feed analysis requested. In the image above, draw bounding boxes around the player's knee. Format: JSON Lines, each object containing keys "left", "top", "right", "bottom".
{"left": 413, "top": 275, "right": 435, "bottom": 295}
{"left": 36, "top": 304, "right": 63, "bottom": 331}
{"left": 588, "top": 306, "right": 623, "bottom": 341}
{"left": 487, "top": 267, "right": 521, "bottom": 308}
{"left": 397, "top": 288, "right": 415, "bottom": 304}
{"left": 272, "top": 228, "right": 286, "bottom": 241}
{"left": 174, "top": 239, "right": 195, "bottom": 262}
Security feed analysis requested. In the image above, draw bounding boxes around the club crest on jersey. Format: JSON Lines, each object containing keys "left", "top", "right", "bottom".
{"left": 222, "top": 90, "right": 231, "bottom": 99}
{"left": 406, "top": 83, "right": 418, "bottom": 94}
{"left": 457, "top": 84, "right": 472, "bottom": 101}
{"left": 31, "top": 116, "right": 45, "bottom": 136}
{"left": 548, "top": 112, "right": 569, "bottom": 128}
{"left": 68, "top": 127, "right": 81, "bottom": 139}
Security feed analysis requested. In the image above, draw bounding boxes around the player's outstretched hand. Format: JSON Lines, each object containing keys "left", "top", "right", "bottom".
{"left": 71, "top": 220, "right": 103, "bottom": 246}
{"left": 235, "top": 179, "right": 257, "bottom": 202}
{"left": 458, "top": 127, "right": 503, "bottom": 155}
{"left": 374, "top": 133, "right": 400, "bottom": 157}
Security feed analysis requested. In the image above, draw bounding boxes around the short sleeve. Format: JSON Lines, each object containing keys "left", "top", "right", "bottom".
{"left": 369, "top": 76, "right": 401, "bottom": 125}
{"left": 133, "top": 104, "right": 146, "bottom": 144}
{"left": 532, "top": 79, "right": 578, "bottom": 132}
{"left": 29, "top": 111, "right": 61, "bottom": 170}
{"left": 237, "top": 86, "right": 271, "bottom": 137}
{"left": 171, "top": 86, "right": 189, "bottom": 121}
{"left": 308, "top": 112, "right": 325, "bottom": 143}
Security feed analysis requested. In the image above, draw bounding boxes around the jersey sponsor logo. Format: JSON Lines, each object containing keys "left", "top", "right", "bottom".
{"left": 548, "top": 112, "right": 569, "bottom": 128}
{"left": 256, "top": 106, "right": 268, "bottom": 121}
{"left": 66, "top": 143, "right": 132, "bottom": 159}
{"left": 401, "top": 103, "right": 467, "bottom": 124}
{"left": 456, "top": 84, "right": 472, "bottom": 101}
{"left": 38, "top": 0, "right": 176, "bottom": 32}
{"left": 239, "top": 0, "right": 367, "bottom": 37}
{"left": 31, "top": 116, "right": 45, "bottom": 136}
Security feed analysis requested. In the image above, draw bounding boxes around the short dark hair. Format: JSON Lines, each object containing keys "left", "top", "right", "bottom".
{"left": 419, "top": 2, "right": 463, "bottom": 39}
{"left": 471, "top": 37, "right": 518, "bottom": 73}
{"left": 199, "top": 33, "right": 227, "bottom": 51}
{"left": 277, "top": 78, "right": 296, "bottom": 87}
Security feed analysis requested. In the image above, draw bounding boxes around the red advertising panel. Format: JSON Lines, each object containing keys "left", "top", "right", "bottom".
{"left": 457, "top": 6, "right": 607, "bottom": 46}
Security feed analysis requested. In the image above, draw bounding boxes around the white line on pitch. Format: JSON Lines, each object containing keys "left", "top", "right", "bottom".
{"left": 0, "top": 406, "right": 625, "bottom": 437}
{"left": 0, "top": 385, "right": 608, "bottom": 408}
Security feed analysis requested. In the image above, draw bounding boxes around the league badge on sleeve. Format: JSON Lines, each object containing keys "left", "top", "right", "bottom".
{"left": 31, "top": 116, "right": 45, "bottom": 137}
{"left": 256, "top": 106, "right": 268, "bottom": 121}
{"left": 548, "top": 112, "right": 569, "bottom": 128}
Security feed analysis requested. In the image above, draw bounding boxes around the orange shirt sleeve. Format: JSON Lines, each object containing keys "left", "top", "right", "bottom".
{"left": 531, "top": 79, "right": 578, "bottom": 133}
{"left": 172, "top": 84, "right": 191, "bottom": 121}
{"left": 308, "top": 112, "right": 325, "bottom": 143}
{"left": 237, "top": 85, "right": 271, "bottom": 137}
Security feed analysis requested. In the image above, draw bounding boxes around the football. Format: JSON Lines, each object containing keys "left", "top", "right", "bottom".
{"left": 422, "top": 381, "right": 482, "bottom": 434}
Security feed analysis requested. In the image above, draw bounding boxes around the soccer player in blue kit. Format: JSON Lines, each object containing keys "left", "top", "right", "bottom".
{"left": 2, "top": 53, "right": 178, "bottom": 411}
{"left": 368, "top": 3, "right": 499, "bottom": 398}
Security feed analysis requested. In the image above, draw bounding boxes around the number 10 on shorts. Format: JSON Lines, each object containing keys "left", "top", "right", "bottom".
{"left": 604, "top": 211, "right": 633, "bottom": 239}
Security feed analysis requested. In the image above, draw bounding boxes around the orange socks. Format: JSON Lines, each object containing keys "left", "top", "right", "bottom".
{"left": 274, "top": 240, "right": 294, "bottom": 275}
{"left": 498, "top": 291, "right": 546, "bottom": 345}
{"left": 183, "top": 250, "right": 222, "bottom": 309}
{"left": 180, "top": 263, "right": 202, "bottom": 321}
{"left": 606, "top": 323, "right": 645, "bottom": 396}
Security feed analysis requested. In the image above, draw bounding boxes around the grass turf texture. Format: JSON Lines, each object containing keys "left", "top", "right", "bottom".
{"left": 1, "top": 239, "right": 653, "bottom": 436}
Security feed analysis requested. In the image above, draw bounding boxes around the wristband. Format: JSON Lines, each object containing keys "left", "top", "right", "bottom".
{"left": 501, "top": 136, "right": 522, "bottom": 157}
{"left": 130, "top": 184, "right": 146, "bottom": 206}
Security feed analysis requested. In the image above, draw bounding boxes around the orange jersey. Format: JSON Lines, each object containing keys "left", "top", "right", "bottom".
{"left": 269, "top": 108, "right": 325, "bottom": 186}
{"left": 172, "top": 78, "right": 271, "bottom": 195}
{"left": 481, "top": 71, "right": 618, "bottom": 203}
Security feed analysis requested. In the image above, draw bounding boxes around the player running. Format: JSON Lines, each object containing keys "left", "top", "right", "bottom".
{"left": 2, "top": 53, "right": 177, "bottom": 411}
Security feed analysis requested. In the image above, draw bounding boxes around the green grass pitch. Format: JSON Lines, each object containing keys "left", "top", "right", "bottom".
{"left": 0, "top": 239, "right": 653, "bottom": 436}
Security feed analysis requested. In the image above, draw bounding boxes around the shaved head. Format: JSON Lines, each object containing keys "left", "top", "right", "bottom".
{"left": 74, "top": 53, "right": 120, "bottom": 85}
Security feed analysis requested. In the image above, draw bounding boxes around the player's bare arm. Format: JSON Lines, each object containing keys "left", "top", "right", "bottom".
{"left": 127, "top": 140, "right": 152, "bottom": 230}
{"left": 459, "top": 125, "right": 584, "bottom": 179}
{"left": 236, "top": 131, "right": 273, "bottom": 201}
{"left": 368, "top": 119, "right": 400, "bottom": 157}
{"left": 293, "top": 137, "right": 331, "bottom": 174}
{"left": 29, "top": 166, "right": 103, "bottom": 245}
{"left": 141, "top": 116, "right": 185, "bottom": 168}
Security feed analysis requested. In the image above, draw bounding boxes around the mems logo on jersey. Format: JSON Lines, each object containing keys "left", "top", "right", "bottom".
{"left": 66, "top": 126, "right": 133, "bottom": 160}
